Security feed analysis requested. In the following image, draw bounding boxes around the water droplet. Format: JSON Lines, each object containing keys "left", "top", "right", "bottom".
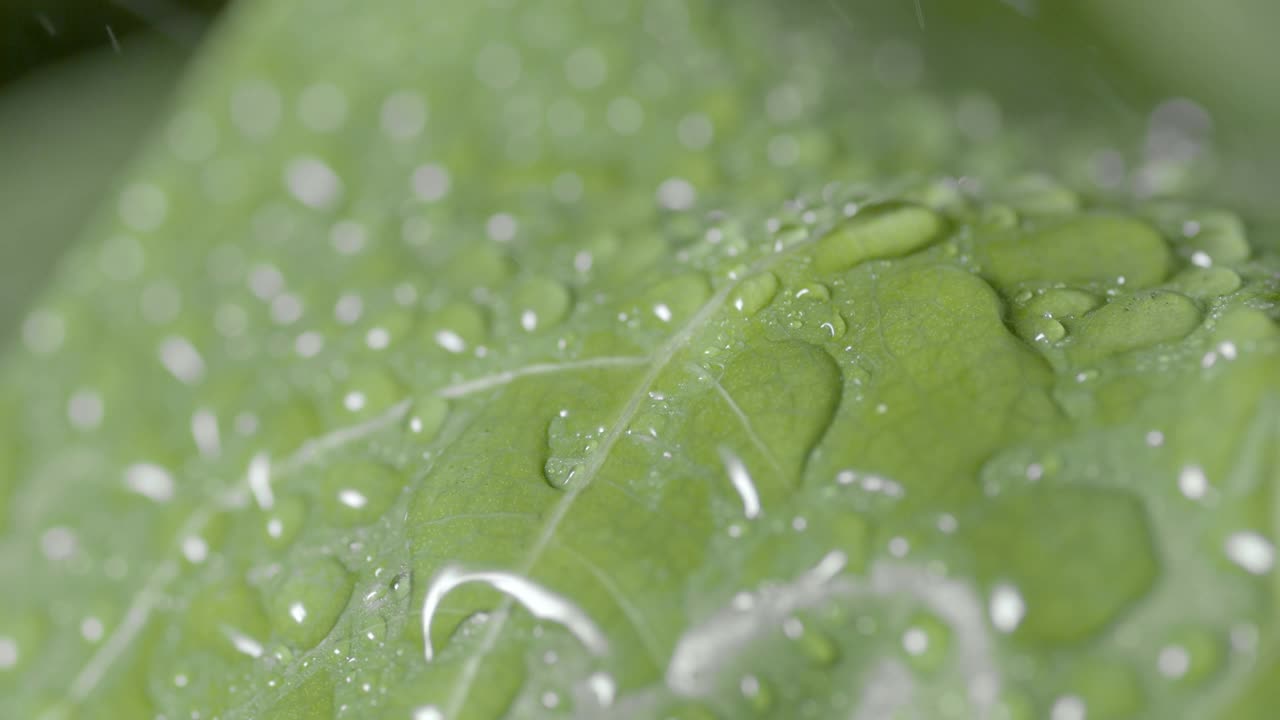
{"left": 412, "top": 706, "right": 443, "bottom": 720}
{"left": 544, "top": 410, "right": 604, "bottom": 489}
{"left": 411, "top": 163, "right": 451, "bottom": 202}
{"left": 512, "top": 276, "right": 572, "bottom": 332}
{"left": 185, "top": 580, "right": 271, "bottom": 661}
{"left": 639, "top": 272, "right": 711, "bottom": 326}
{"left": 0, "top": 611, "right": 46, "bottom": 673}
{"left": 1067, "top": 290, "right": 1201, "bottom": 365}
{"left": 336, "top": 367, "right": 405, "bottom": 419}
{"left": 266, "top": 556, "right": 353, "bottom": 649}
{"left": 977, "top": 215, "right": 1171, "bottom": 292}
{"left": 1159, "top": 627, "right": 1224, "bottom": 685}
{"left": 996, "top": 174, "right": 1080, "bottom": 215}
{"left": 1181, "top": 210, "right": 1249, "bottom": 265}
{"left": 730, "top": 272, "right": 779, "bottom": 316}
{"left": 1167, "top": 266, "right": 1242, "bottom": 299}
{"left": 785, "top": 620, "right": 839, "bottom": 666}
{"left": 123, "top": 463, "right": 175, "bottom": 503}
{"left": 407, "top": 395, "right": 449, "bottom": 441}
{"left": 739, "top": 674, "right": 773, "bottom": 712}
{"left": 0, "top": 635, "right": 18, "bottom": 670}
{"left": 318, "top": 460, "right": 401, "bottom": 527}
{"left": 181, "top": 536, "right": 209, "bottom": 564}
{"left": 285, "top": 155, "right": 343, "bottom": 210}
{"left": 66, "top": 388, "right": 104, "bottom": 431}
{"left": 988, "top": 583, "right": 1025, "bottom": 633}
{"left": 586, "top": 671, "right": 616, "bottom": 707}
{"left": 40, "top": 526, "right": 77, "bottom": 560}
{"left": 486, "top": 213, "right": 518, "bottom": 242}
{"left": 813, "top": 203, "right": 945, "bottom": 273}
{"left": 420, "top": 567, "right": 607, "bottom": 661}
{"left": 965, "top": 486, "right": 1157, "bottom": 644}
{"left": 380, "top": 90, "right": 427, "bottom": 141}
{"left": 421, "top": 301, "right": 489, "bottom": 356}
{"left": 718, "top": 448, "right": 762, "bottom": 519}
{"left": 1050, "top": 695, "right": 1086, "bottom": 720}
{"left": 1178, "top": 464, "right": 1208, "bottom": 500}
{"left": 1157, "top": 644, "right": 1190, "bottom": 679}
{"left": 1224, "top": 531, "right": 1274, "bottom": 574}
{"left": 656, "top": 177, "right": 696, "bottom": 211}
{"left": 901, "top": 612, "right": 952, "bottom": 672}
{"left": 158, "top": 335, "right": 206, "bottom": 385}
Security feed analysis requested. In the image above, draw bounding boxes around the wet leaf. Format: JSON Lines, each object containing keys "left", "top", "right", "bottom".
{"left": 1, "top": 2, "right": 1279, "bottom": 719}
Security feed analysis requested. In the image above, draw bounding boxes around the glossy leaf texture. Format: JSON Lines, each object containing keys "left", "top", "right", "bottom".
{"left": 1, "top": 1, "right": 1279, "bottom": 719}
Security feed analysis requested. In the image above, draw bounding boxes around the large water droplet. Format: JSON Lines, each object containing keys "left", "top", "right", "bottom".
{"left": 1181, "top": 209, "right": 1250, "bottom": 265}
{"left": 814, "top": 203, "right": 945, "bottom": 273}
{"left": 185, "top": 580, "right": 271, "bottom": 661}
{"left": 966, "top": 486, "right": 1157, "bottom": 646}
{"left": 1167, "top": 266, "right": 1242, "bottom": 299}
{"left": 543, "top": 407, "right": 606, "bottom": 489}
{"left": 976, "top": 215, "right": 1172, "bottom": 292}
{"left": 265, "top": 556, "right": 353, "bottom": 649}
{"left": 1067, "top": 290, "right": 1201, "bottom": 365}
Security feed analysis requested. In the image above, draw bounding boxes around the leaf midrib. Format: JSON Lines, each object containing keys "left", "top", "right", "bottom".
{"left": 443, "top": 243, "right": 815, "bottom": 716}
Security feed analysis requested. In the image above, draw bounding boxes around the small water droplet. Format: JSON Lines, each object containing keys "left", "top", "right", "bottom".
{"left": 739, "top": 674, "right": 773, "bottom": 712}
{"left": 1159, "top": 627, "right": 1224, "bottom": 685}
{"left": 319, "top": 460, "right": 400, "bottom": 527}
{"left": 510, "top": 277, "right": 572, "bottom": 333}
{"left": 988, "top": 583, "right": 1025, "bottom": 633}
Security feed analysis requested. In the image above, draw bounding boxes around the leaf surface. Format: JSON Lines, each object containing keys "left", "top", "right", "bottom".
{"left": 1, "top": 1, "right": 1279, "bottom": 719}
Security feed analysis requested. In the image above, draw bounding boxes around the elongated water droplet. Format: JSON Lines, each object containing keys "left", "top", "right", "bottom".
{"left": 1067, "top": 290, "right": 1201, "bottom": 364}
{"left": 730, "top": 272, "right": 779, "bottom": 316}
{"left": 814, "top": 204, "right": 944, "bottom": 273}
{"left": 718, "top": 447, "right": 762, "bottom": 519}
{"left": 420, "top": 567, "right": 607, "bottom": 661}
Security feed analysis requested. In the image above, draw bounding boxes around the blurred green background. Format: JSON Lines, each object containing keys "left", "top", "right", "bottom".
{"left": 0, "top": 0, "right": 1276, "bottom": 344}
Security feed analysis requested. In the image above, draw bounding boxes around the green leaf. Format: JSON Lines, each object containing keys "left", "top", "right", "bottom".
{"left": 2, "top": 1, "right": 1280, "bottom": 720}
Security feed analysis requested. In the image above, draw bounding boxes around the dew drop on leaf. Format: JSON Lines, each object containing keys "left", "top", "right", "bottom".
{"left": 265, "top": 556, "right": 354, "bottom": 649}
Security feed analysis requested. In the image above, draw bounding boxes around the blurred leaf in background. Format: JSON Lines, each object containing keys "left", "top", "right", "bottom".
{"left": 0, "top": 0, "right": 224, "bottom": 342}
{"left": 1, "top": 0, "right": 1276, "bottom": 342}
